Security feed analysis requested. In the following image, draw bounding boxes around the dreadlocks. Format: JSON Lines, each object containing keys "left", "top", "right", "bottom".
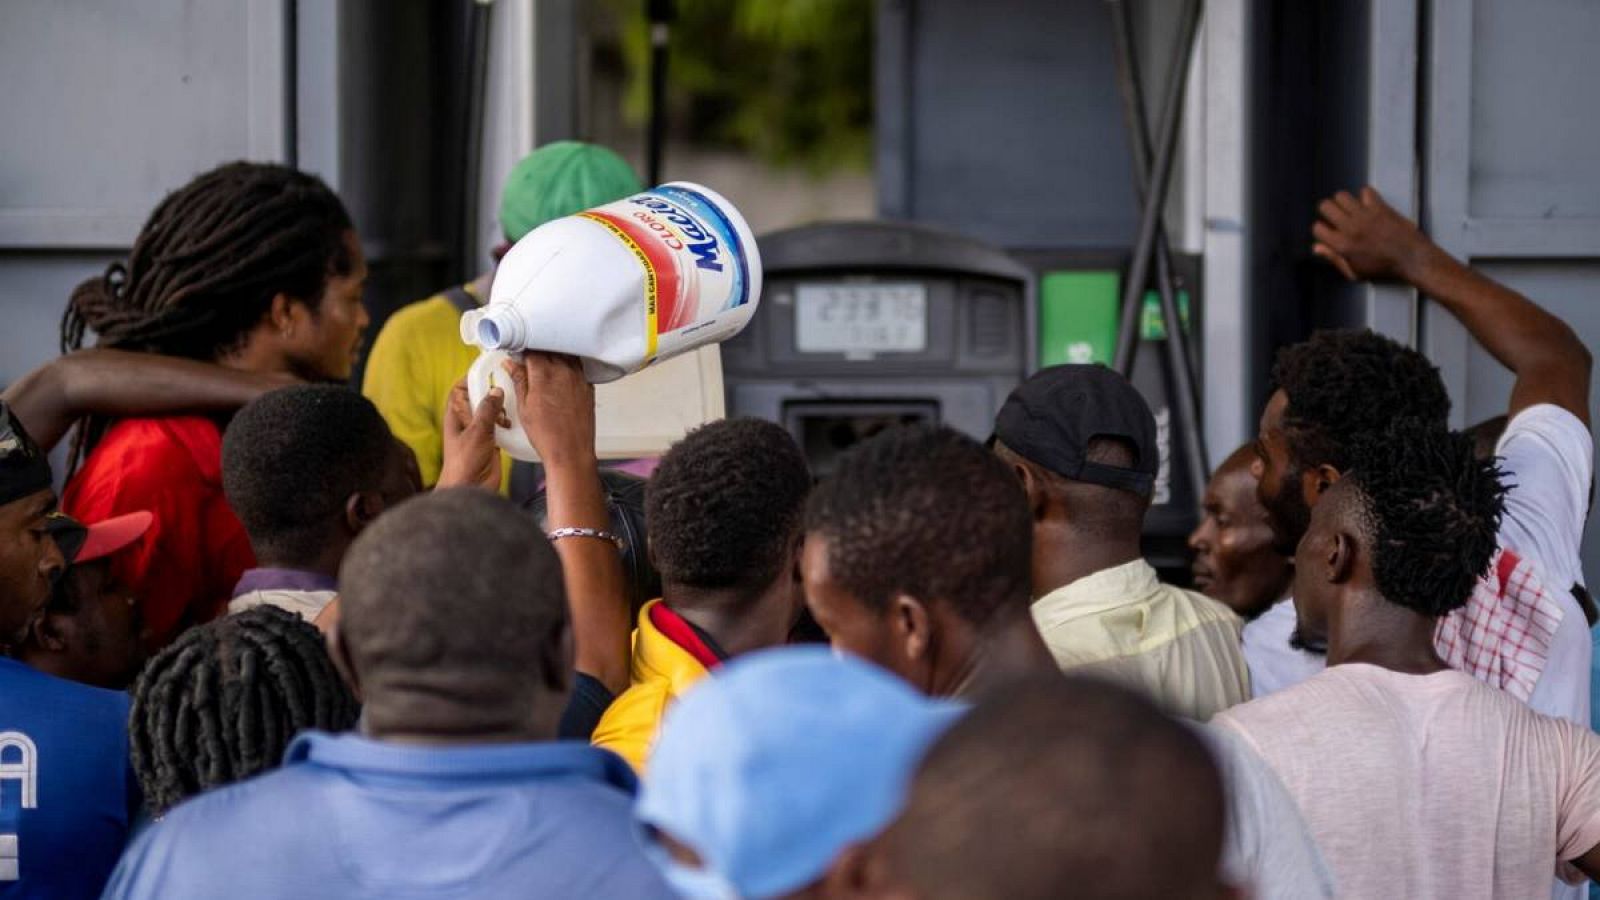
{"left": 128, "top": 605, "right": 358, "bottom": 817}
{"left": 61, "top": 162, "right": 354, "bottom": 470}
{"left": 63, "top": 162, "right": 352, "bottom": 358}
{"left": 1342, "top": 419, "right": 1507, "bottom": 617}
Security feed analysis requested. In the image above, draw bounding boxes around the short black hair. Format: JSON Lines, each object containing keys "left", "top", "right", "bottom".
{"left": 1342, "top": 419, "right": 1506, "bottom": 617}
{"left": 882, "top": 675, "right": 1225, "bottom": 900}
{"left": 1271, "top": 329, "right": 1450, "bottom": 472}
{"left": 223, "top": 385, "right": 396, "bottom": 565}
{"left": 338, "top": 489, "right": 567, "bottom": 690}
{"left": 129, "top": 605, "right": 358, "bottom": 816}
{"left": 806, "top": 425, "right": 1032, "bottom": 626}
{"left": 646, "top": 418, "right": 811, "bottom": 591}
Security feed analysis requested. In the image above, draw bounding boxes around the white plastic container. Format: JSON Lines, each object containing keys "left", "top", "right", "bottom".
{"left": 461, "top": 181, "right": 763, "bottom": 382}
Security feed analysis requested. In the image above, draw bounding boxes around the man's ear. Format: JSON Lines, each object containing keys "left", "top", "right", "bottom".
{"left": 344, "top": 492, "right": 385, "bottom": 534}
{"left": 1013, "top": 463, "right": 1050, "bottom": 521}
{"left": 890, "top": 594, "right": 932, "bottom": 663}
{"left": 29, "top": 612, "right": 70, "bottom": 653}
{"left": 820, "top": 843, "right": 873, "bottom": 896}
{"left": 790, "top": 531, "right": 806, "bottom": 580}
{"left": 267, "top": 292, "right": 296, "bottom": 338}
{"left": 326, "top": 623, "right": 363, "bottom": 701}
{"left": 1306, "top": 464, "right": 1342, "bottom": 503}
{"left": 823, "top": 836, "right": 912, "bottom": 899}
{"left": 1326, "top": 530, "right": 1356, "bottom": 585}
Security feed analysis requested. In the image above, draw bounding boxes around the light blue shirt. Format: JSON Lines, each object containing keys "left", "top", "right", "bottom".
{"left": 102, "top": 732, "right": 672, "bottom": 900}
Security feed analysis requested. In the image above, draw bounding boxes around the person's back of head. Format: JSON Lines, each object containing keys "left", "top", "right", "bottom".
{"left": 1270, "top": 329, "right": 1450, "bottom": 474}
{"left": 990, "top": 365, "right": 1158, "bottom": 558}
{"left": 336, "top": 489, "right": 569, "bottom": 739}
{"left": 638, "top": 647, "right": 959, "bottom": 898}
{"left": 499, "top": 141, "right": 643, "bottom": 244}
{"left": 646, "top": 417, "right": 811, "bottom": 606}
{"left": 525, "top": 468, "right": 660, "bottom": 618}
{"left": 1296, "top": 419, "right": 1505, "bottom": 638}
{"left": 871, "top": 675, "right": 1233, "bottom": 900}
{"left": 223, "top": 385, "right": 418, "bottom": 571}
{"left": 64, "top": 161, "right": 356, "bottom": 365}
{"left": 802, "top": 424, "right": 1035, "bottom": 689}
{"left": 129, "top": 605, "right": 358, "bottom": 816}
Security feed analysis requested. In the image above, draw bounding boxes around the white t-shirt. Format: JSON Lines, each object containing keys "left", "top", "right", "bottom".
{"left": 1497, "top": 405, "right": 1594, "bottom": 734}
{"left": 1198, "top": 725, "right": 1336, "bottom": 899}
{"left": 1497, "top": 404, "right": 1594, "bottom": 594}
{"left": 1215, "top": 664, "right": 1600, "bottom": 900}
{"left": 1242, "top": 598, "right": 1327, "bottom": 699}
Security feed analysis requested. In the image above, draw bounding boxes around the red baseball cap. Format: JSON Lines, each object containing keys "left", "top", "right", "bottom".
{"left": 45, "top": 511, "right": 154, "bottom": 565}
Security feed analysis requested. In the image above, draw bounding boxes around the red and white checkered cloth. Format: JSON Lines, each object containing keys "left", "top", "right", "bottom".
{"left": 1433, "top": 548, "right": 1565, "bottom": 702}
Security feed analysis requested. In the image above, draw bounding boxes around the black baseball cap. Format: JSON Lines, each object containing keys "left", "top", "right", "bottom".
{"left": 992, "top": 364, "right": 1159, "bottom": 497}
{"left": 0, "top": 400, "right": 52, "bottom": 508}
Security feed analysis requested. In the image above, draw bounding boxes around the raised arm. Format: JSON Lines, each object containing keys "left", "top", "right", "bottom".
{"left": 1313, "top": 186, "right": 1592, "bottom": 425}
{"left": 502, "top": 354, "right": 632, "bottom": 696}
{"left": 2, "top": 349, "right": 295, "bottom": 450}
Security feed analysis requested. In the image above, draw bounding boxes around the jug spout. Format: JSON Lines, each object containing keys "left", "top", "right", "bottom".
{"left": 466, "top": 306, "right": 526, "bottom": 351}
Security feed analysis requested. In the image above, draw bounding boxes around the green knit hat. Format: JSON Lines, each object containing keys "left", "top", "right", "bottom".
{"left": 498, "top": 141, "right": 644, "bottom": 243}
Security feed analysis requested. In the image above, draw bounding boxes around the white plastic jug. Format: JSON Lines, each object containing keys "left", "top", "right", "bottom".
{"left": 460, "top": 181, "right": 763, "bottom": 382}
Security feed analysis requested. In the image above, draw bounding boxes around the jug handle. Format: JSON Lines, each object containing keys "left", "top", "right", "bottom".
{"left": 465, "top": 351, "right": 541, "bottom": 462}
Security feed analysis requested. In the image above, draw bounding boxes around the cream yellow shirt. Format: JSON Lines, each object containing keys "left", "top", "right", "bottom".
{"left": 1032, "top": 559, "right": 1250, "bottom": 720}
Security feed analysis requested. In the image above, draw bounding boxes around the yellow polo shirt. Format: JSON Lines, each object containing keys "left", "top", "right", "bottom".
{"left": 1032, "top": 559, "right": 1250, "bottom": 720}
{"left": 361, "top": 288, "right": 512, "bottom": 491}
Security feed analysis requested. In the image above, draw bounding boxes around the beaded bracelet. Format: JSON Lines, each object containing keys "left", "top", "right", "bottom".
{"left": 547, "top": 526, "right": 624, "bottom": 550}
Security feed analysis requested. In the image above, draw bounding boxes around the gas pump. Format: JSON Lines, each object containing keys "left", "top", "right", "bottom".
{"left": 722, "top": 220, "right": 1031, "bottom": 476}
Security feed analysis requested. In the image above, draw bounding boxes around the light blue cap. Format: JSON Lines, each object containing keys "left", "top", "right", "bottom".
{"left": 637, "top": 647, "right": 964, "bottom": 899}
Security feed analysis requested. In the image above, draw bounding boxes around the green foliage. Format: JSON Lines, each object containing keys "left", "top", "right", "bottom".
{"left": 613, "top": 0, "right": 874, "bottom": 173}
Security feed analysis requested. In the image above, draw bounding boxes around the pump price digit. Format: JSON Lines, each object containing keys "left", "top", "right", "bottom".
{"left": 794, "top": 283, "right": 928, "bottom": 355}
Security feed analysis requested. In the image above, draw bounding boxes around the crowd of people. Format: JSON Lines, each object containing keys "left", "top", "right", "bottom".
{"left": 0, "top": 143, "right": 1593, "bottom": 900}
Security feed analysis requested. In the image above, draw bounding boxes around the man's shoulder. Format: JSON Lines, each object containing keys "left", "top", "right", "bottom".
{"left": 592, "top": 677, "right": 676, "bottom": 772}
{"left": 1163, "top": 582, "right": 1246, "bottom": 629}
{"left": 96, "top": 416, "right": 219, "bottom": 462}
{"left": 0, "top": 659, "right": 129, "bottom": 723}
{"left": 1215, "top": 667, "right": 1350, "bottom": 733}
{"left": 104, "top": 766, "right": 331, "bottom": 899}
{"left": 72, "top": 416, "right": 219, "bottom": 494}
{"left": 1500, "top": 403, "right": 1593, "bottom": 458}
{"left": 155, "top": 763, "right": 323, "bottom": 833}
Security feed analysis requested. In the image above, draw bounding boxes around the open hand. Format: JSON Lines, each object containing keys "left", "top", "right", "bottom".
{"left": 1312, "top": 186, "right": 1439, "bottom": 283}
{"left": 501, "top": 352, "right": 596, "bottom": 468}
{"left": 437, "top": 377, "right": 505, "bottom": 490}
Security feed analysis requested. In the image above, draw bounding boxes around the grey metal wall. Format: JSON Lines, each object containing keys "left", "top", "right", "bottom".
{"left": 875, "top": 0, "right": 1141, "bottom": 250}
{"left": 1417, "top": 0, "right": 1600, "bottom": 585}
{"left": 0, "top": 1, "right": 469, "bottom": 400}
{"left": 1308, "top": 0, "right": 1600, "bottom": 582}
{"left": 0, "top": 2, "right": 290, "bottom": 389}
